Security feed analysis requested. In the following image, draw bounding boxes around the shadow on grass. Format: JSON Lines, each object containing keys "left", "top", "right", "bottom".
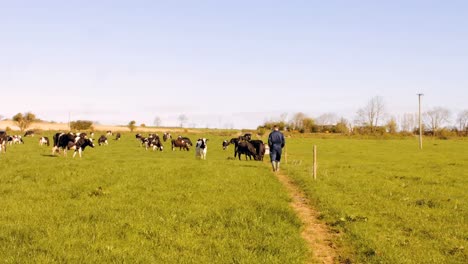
{"left": 41, "top": 154, "right": 58, "bottom": 158}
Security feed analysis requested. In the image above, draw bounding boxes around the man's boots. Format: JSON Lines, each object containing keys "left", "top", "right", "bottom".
{"left": 271, "top": 162, "right": 277, "bottom": 172}
{"left": 276, "top": 162, "right": 280, "bottom": 172}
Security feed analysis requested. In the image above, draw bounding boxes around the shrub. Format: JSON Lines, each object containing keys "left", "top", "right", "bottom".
{"left": 70, "top": 120, "right": 94, "bottom": 130}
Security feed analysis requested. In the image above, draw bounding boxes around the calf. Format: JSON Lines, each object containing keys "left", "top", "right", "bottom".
{"left": 39, "top": 137, "right": 50, "bottom": 146}
{"left": 115, "top": 133, "right": 121, "bottom": 140}
{"left": 195, "top": 138, "right": 208, "bottom": 159}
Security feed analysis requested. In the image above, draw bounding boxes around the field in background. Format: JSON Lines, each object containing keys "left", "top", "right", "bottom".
{"left": 0, "top": 132, "right": 308, "bottom": 263}
{"left": 282, "top": 137, "right": 467, "bottom": 263}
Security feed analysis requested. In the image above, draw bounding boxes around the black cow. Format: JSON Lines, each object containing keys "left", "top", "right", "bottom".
{"left": 249, "top": 140, "right": 266, "bottom": 161}
{"left": 98, "top": 135, "right": 108, "bottom": 146}
{"left": 115, "top": 133, "right": 121, "bottom": 140}
{"left": 24, "top": 130, "right": 35, "bottom": 137}
{"left": 235, "top": 141, "right": 258, "bottom": 160}
{"left": 229, "top": 137, "right": 240, "bottom": 157}
{"left": 39, "top": 137, "right": 50, "bottom": 146}
{"left": 243, "top": 133, "right": 252, "bottom": 141}
{"left": 52, "top": 132, "right": 94, "bottom": 157}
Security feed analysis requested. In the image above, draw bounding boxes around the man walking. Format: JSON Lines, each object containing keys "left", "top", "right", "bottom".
{"left": 268, "top": 125, "right": 285, "bottom": 172}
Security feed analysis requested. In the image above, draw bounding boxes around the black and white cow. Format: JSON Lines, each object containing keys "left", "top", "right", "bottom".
{"left": 163, "top": 132, "right": 172, "bottom": 142}
{"left": 147, "top": 137, "right": 163, "bottom": 151}
{"left": 39, "top": 137, "right": 50, "bottom": 146}
{"left": 106, "top": 130, "right": 112, "bottom": 136}
{"left": 98, "top": 135, "right": 108, "bottom": 146}
{"left": 52, "top": 132, "right": 94, "bottom": 158}
{"left": 8, "top": 135, "right": 23, "bottom": 145}
{"left": 195, "top": 138, "right": 208, "bottom": 159}
{"left": 115, "top": 133, "right": 121, "bottom": 140}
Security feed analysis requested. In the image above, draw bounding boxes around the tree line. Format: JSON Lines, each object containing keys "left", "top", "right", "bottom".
{"left": 257, "top": 96, "right": 468, "bottom": 138}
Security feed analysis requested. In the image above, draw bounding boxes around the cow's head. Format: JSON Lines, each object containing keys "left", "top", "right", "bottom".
{"left": 222, "top": 140, "right": 229, "bottom": 150}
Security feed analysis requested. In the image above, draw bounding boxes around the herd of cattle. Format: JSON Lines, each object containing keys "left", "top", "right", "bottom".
{"left": 0, "top": 130, "right": 267, "bottom": 161}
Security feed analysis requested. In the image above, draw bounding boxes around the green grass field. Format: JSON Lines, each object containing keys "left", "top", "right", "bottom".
{"left": 0, "top": 132, "right": 466, "bottom": 263}
{"left": 283, "top": 136, "right": 467, "bottom": 263}
{"left": 0, "top": 133, "right": 307, "bottom": 263}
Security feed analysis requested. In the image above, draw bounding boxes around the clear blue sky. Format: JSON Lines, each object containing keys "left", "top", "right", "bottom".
{"left": 1, "top": 0, "right": 467, "bottom": 129}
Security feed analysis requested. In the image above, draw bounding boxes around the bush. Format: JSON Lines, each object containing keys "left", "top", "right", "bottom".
{"left": 70, "top": 120, "right": 94, "bottom": 130}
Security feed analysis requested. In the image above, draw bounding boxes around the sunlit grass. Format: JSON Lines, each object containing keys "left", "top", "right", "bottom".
{"left": 0, "top": 132, "right": 307, "bottom": 263}
{"left": 283, "top": 136, "right": 467, "bottom": 263}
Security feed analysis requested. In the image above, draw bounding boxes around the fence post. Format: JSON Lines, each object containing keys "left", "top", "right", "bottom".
{"left": 313, "top": 145, "right": 317, "bottom": 180}
{"left": 285, "top": 145, "right": 288, "bottom": 164}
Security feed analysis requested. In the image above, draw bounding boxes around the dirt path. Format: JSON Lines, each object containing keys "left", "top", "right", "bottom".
{"left": 275, "top": 170, "right": 338, "bottom": 264}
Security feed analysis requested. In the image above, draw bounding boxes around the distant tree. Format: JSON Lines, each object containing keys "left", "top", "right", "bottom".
{"left": 12, "top": 112, "right": 37, "bottom": 132}
{"left": 356, "top": 96, "right": 385, "bottom": 133}
{"left": 70, "top": 120, "right": 93, "bottom": 130}
{"left": 128, "top": 120, "right": 136, "bottom": 132}
{"left": 335, "top": 118, "right": 350, "bottom": 134}
{"left": 400, "top": 113, "right": 417, "bottom": 133}
{"left": 456, "top": 110, "right": 468, "bottom": 133}
{"left": 291, "top": 112, "right": 306, "bottom": 131}
{"left": 153, "top": 116, "right": 162, "bottom": 127}
{"left": 316, "top": 113, "right": 338, "bottom": 125}
{"left": 302, "top": 118, "right": 316, "bottom": 133}
{"left": 386, "top": 117, "right": 398, "bottom": 134}
{"left": 424, "top": 107, "right": 451, "bottom": 135}
{"left": 140, "top": 123, "right": 146, "bottom": 127}
{"left": 178, "top": 114, "right": 188, "bottom": 128}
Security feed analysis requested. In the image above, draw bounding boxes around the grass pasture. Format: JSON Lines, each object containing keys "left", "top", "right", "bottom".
{"left": 283, "top": 136, "right": 467, "bottom": 263}
{"left": 1, "top": 132, "right": 467, "bottom": 263}
{"left": 0, "top": 132, "right": 308, "bottom": 263}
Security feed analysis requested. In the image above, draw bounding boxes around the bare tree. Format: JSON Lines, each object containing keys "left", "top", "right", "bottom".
{"left": 400, "top": 113, "right": 417, "bottom": 132}
{"left": 456, "top": 110, "right": 468, "bottom": 132}
{"left": 356, "top": 96, "right": 385, "bottom": 132}
{"left": 12, "top": 112, "right": 37, "bottom": 132}
{"left": 316, "top": 112, "right": 338, "bottom": 125}
{"left": 424, "top": 107, "right": 451, "bottom": 134}
{"left": 279, "top": 112, "right": 288, "bottom": 123}
{"left": 178, "top": 114, "right": 188, "bottom": 128}
{"left": 291, "top": 112, "right": 306, "bottom": 130}
{"left": 153, "top": 116, "right": 162, "bottom": 127}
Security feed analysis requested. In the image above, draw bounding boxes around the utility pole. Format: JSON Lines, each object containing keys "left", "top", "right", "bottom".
{"left": 417, "top": 93, "right": 424, "bottom": 149}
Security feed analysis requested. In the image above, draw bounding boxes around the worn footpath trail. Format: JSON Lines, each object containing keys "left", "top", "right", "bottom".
{"left": 274, "top": 169, "right": 338, "bottom": 264}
